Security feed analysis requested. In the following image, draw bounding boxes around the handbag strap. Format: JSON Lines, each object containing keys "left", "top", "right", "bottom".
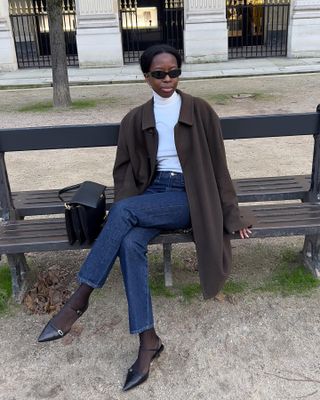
{"left": 58, "top": 183, "right": 81, "bottom": 203}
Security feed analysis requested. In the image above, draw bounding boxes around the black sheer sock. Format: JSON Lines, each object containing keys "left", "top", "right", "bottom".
{"left": 50, "top": 283, "right": 93, "bottom": 333}
{"left": 132, "top": 328, "right": 161, "bottom": 375}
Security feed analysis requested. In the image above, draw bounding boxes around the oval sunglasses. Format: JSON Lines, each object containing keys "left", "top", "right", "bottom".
{"left": 146, "top": 69, "right": 182, "bottom": 79}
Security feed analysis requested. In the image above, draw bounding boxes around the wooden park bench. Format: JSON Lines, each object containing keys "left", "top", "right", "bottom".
{"left": 1, "top": 106, "right": 319, "bottom": 302}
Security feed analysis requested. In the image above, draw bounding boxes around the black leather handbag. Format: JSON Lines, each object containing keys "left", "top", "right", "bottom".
{"left": 58, "top": 181, "right": 106, "bottom": 245}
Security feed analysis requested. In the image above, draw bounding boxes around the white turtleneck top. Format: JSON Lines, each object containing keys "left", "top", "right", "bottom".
{"left": 153, "top": 90, "right": 182, "bottom": 173}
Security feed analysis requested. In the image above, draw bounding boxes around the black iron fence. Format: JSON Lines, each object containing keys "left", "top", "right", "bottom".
{"left": 9, "top": 0, "right": 78, "bottom": 68}
{"left": 119, "top": 0, "right": 184, "bottom": 64}
{"left": 227, "top": 0, "right": 290, "bottom": 58}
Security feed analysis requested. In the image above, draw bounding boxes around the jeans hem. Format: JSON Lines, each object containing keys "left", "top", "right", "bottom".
{"left": 130, "top": 323, "right": 154, "bottom": 335}
{"left": 78, "top": 275, "right": 102, "bottom": 289}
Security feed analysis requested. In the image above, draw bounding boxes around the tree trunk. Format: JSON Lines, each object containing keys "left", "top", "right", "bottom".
{"left": 47, "top": 0, "right": 71, "bottom": 107}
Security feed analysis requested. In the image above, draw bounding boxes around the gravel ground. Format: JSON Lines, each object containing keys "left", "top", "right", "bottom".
{"left": 1, "top": 73, "right": 320, "bottom": 400}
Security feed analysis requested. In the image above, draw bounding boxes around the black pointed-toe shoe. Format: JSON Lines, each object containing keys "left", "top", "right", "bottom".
{"left": 122, "top": 342, "right": 164, "bottom": 392}
{"left": 38, "top": 303, "right": 88, "bottom": 343}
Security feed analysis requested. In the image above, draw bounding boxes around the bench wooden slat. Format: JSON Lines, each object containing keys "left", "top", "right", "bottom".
{"left": 233, "top": 174, "right": 310, "bottom": 201}
{"left": 0, "top": 219, "right": 193, "bottom": 252}
{"left": 8, "top": 175, "right": 311, "bottom": 217}
{"left": 243, "top": 203, "right": 320, "bottom": 237}
{"left": 248, "top": 203, "right": 320, "bottom": 216}
{"left": 11, "top": 187, "right": 115, "bottom": 216}
{"left": 2, "top": 202, "right": 320, "bottom": 253}
{"left": 0, "top": 219, "right": 84, "bottom": 252}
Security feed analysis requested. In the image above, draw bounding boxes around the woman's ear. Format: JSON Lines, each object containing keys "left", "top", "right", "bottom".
{"left": 144, "top": 74, "right": 151, "bottom": 87}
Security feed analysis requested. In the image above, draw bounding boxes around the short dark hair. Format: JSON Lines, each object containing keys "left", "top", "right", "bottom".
{"left": 140, "top": 44, "right": 182, "bottom": 74}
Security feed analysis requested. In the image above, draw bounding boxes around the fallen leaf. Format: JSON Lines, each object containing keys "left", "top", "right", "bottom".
{"left": 23, "top": 269, "right": 71, "bottom": 315}
{"left": 214, "top": 292, "right": 226, "bottom": 302}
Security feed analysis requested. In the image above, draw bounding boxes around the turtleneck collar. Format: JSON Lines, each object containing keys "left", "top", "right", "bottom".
{"left": 153, "top": 90, "right": 179, "bottom": 105}
{"left": 141, "top": 90, "right": 194, "bottom": 131}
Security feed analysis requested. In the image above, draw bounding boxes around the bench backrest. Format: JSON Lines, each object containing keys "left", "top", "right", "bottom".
{"left": 1, "top": 110, "right": 319, "bottom": 217}
{"left": 0, "top": 112, "right": 319, "bottom": 152}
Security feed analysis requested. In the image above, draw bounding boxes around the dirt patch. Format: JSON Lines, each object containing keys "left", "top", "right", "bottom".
{"left": 1, "top": 73, "right": 320, "bottom": 399}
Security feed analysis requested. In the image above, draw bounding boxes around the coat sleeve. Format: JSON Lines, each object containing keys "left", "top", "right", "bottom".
{"left": 113, "top": 114, "right": 139, "bottom": 202}
{"left": 200, "top": 100, "right": 252, "bottom": 233}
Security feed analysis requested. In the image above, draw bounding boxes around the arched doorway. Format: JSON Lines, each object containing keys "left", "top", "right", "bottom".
{"left": 119, "top": 0, "right": 184, "bottom": 64}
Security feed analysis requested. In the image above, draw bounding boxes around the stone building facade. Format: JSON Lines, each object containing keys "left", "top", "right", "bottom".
{"left": 0, "top": 0, "right": 319, "bottom": 71}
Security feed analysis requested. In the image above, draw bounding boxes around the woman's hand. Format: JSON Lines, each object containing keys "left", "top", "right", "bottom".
{"left": 238, "top": 227, "right": 252, "bottom": 239}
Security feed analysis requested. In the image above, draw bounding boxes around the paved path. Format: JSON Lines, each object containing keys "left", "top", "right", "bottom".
{"left": 1, "top": 57, "right": 320, "bottom": 87}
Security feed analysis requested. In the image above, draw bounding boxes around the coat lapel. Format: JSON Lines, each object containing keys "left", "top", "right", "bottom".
{"left": 141, "top": 98, "right": 158, "bottom": 174}
{"left": 177, "top": 89, "right": 194, "bottom": 127}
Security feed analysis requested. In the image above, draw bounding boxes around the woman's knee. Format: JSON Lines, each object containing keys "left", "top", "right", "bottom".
{"left": 109, "top": 198, "right": 134, "bottom": 222}
{"left": 110, "top": 198, "right": 126, "bottom": 215}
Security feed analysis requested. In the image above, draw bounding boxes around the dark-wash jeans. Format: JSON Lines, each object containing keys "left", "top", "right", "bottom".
{"left": 78, "top": 171, "right": 191, "bottom": 333}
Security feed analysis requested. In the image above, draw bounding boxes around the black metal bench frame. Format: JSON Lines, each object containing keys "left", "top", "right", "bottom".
{"left": 1, "top": 107, "right": 320, "bottom": 301}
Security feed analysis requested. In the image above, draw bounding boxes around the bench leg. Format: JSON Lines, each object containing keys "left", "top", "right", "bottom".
{"left": 303, "top": 235, "right": 320, "bottom": 278}
{"left": 6, "top": 253, "right": 30, "bottom": 303}
{"left": 163, "top": 243, "right": 173, "bottom": 287}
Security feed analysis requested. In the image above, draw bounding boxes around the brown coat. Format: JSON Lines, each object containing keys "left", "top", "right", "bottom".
{"left": 113, "top": 90, "right": 249, "bottom": 299}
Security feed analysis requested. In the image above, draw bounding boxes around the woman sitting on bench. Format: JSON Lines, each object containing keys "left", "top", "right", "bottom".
{"left": 38, "top": 44, "right": 251, "bottom": 391}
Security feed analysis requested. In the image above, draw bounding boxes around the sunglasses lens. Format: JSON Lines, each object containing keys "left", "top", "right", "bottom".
{"left": 150, "top": 71, "right": 166, "bottom": 79}
{"left": 168, "top": 69, "right": 181, "bottom": 78}
{"left": 149, "top": 69, "right": 181, "bottom": 79}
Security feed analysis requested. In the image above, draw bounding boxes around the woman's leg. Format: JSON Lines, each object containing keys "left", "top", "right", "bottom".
{"left": 39, "top": 189, "right": 190, "bottom": 341}
{"left": 120, "top": 225, "right": 173, "bottom": 391}
{"left": 78, "top": 189, "right": 190, "bottom": 288}
{"left": 119, "top": 227, "right": 162, "bottom": 377}
{"left": 119, "top": 226, "right": 160, "bottom": 334}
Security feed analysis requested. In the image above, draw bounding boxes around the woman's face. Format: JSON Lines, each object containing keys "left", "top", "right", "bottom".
{"left": 145, "top": 52, "right": 180, "bottom": 98}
